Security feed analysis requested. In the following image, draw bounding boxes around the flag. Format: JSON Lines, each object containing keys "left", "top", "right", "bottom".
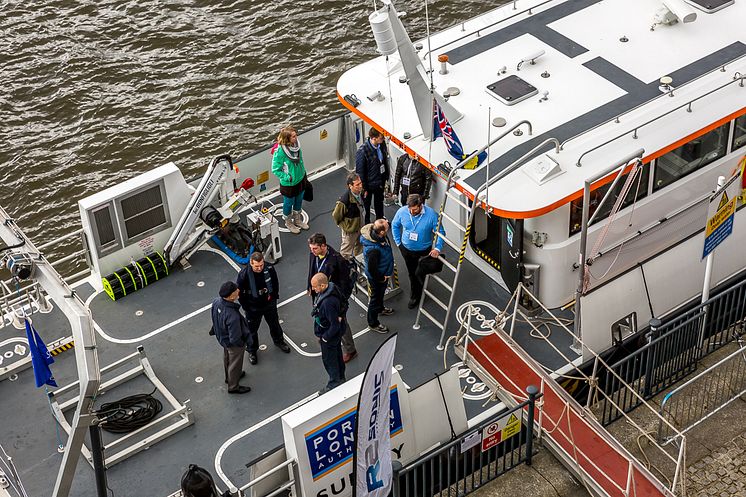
{"left": 354, "top": 333, "right": 397, "bottom": 497}
{"left": 24, "top": 318, "right": 57, "bottom": 388}
{"left": 432, "top": 100, "right": 487, "bottom": 170}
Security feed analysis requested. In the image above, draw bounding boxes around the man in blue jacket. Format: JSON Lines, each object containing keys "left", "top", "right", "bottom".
{"left": 392, "top": 194, "right": 445, "bottom": 309}
{"left": 361, "top": 219, "right": 395, "bottom": 333}
{"left": 355, "top": 127, "right": 390, "bottom": 224}
{"left": 311, "top": 273, "right": 346, "bottom": 394}
{"left": 211, "top": 281, "right": 251, "bottom": 394}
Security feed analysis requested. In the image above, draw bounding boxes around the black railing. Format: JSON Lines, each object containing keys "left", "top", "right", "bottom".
{"left": 598, "top": 273, "right": 746, "bottom": 425}
{"left": 393, "top": 386, "right": 540, "bottom": 497}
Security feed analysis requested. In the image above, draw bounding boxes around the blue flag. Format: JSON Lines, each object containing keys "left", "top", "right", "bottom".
{"left": 432, "top": 100, "right": 487, "bottom": 169}
{"left": 24, "top": 318, "right": 57, "bottom": 388}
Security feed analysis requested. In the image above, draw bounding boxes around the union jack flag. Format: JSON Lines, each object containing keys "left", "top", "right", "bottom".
{"left": 432, "top": 100, "right": 487, "bottom": 169}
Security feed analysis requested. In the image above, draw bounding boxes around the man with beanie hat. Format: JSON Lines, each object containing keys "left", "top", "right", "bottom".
{"left": 211, "top": 281, "right": 251, "bottom": 394}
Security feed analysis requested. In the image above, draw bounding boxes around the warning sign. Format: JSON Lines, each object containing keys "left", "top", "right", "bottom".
{"left": 703, "top": 174, "right": 740, "bottom": 259}
{"left": 481, "top": 413, "right": 522, "bottom": 452}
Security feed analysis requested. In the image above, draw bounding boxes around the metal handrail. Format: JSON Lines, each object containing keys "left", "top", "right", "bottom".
{"left": 36, "top": 229, "right": 84, "bottom": 251}
{"left": 571, "top": 72, "right": 746, "bottom": 167}
{"left": 561, "top": 56, "right": 746, "bottom": 151}
{"left": 237, "top": 458, "right": 295, "bottom": 494}
{"left": 421, "top": 0, "right": 555, "bottom": 61}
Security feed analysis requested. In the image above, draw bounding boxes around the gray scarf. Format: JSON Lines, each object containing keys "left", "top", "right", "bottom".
{"left": 282, "top": 143, "right": 301, "bottom": 164}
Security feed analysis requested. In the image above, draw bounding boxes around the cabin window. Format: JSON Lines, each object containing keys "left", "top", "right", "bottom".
{"left": 653, "top": 123, "right": 729, "bottom": 192}
{"left": 118, "top": 183, "right": 170, "bottom": 243}
{"left": 733, "top": 114, "right": 746, "bottom": 151}
{"left": 569, "top": 164, "right": 649, "bottom": 235}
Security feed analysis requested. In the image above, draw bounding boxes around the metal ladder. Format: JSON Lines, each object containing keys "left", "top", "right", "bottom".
{"left": 413, "top": 121, "right": 538, "bottom": 349}
{"left": 412, "top": 128, "right": 560, "bottom": 350}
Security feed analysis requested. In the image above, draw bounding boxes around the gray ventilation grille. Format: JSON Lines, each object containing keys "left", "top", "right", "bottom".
{"left": 120, "top": 184, "right": 168, "bottom": 240}
{"left": 93, "top": 206, "right": 116, "bottom": 247}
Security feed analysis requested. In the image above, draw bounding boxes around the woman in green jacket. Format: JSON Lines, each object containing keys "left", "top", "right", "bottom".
{"left": 272, "top": 126, "right": 309, "bottom": 234}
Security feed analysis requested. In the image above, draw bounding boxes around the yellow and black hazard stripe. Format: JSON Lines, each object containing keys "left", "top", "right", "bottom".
{"left": 474, "top": 246, "right": 501, "bottom": 270}
{"left": 50, "top": 340, "right": 75, "bottom": 356}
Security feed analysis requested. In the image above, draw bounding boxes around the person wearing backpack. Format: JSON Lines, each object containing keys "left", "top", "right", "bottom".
{"left": 307, "top": 233, "right": 358, "bottom": 362}
{"left": 311, "top": 273, "right": 346, "bottom": 394}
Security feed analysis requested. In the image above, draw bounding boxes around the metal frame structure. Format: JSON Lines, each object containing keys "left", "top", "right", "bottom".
{"left": 0, "top": 205, "right": 101, "bottom": 497}
{"left": 48, "top": 345, "right": 194, "bottom": 469}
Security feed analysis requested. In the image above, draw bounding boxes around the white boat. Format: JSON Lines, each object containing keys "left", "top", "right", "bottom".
{"left": 1, "top": 1, "right": 745, "bottom": 496}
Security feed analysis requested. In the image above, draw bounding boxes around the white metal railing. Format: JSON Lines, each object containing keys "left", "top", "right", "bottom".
{"left": 453, "top": 286, "right": 689, "bottom": 496}
{"left": 658, "top": 342, "right": 746, "bottom": 444}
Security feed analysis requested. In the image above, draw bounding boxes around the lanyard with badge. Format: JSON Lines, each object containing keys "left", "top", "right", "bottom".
{"left": 401, "top": 157, "right": 414, "bottom": 187}
{"left": 315, "top": 256, "right": 327, "bottom": 273}
{"left": 408, "top": 211, "right": 423, "bottom": 242}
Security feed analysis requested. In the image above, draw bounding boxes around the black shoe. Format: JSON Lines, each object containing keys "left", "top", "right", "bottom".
{"left": 276, "top": 342, "right": 291, "bottom": 353}
{"left": 381, "top": 307, "right": 394, "bottom": 316}
{"left": 369, "top": 323, "right": 389, "bottom": 334}
{"left": 224, "top": 371, "right": 246, "bottom": 384}
{"left": 228, "top": 385, "right": 251, "bottom": 394}
{"left": 248, "top": 353, "right": 258, "bottom": 365}
{"left": 408, "top": 298, "right": 418, "bottom": 309}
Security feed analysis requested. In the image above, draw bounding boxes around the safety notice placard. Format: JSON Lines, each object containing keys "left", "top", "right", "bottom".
{"left": 481, "top": 413, "right": 522, "bottom": 452}
{"left": 703, "top": 174, "right": 740, "bottom": 259}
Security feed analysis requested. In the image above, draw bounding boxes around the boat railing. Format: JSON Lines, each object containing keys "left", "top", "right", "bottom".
{"left": 456, "top": 287, "right": 689, "bottom": 496}
{"left": 657, "top": 341, "right": 746, "bottom": 445}
{"left": 566, "top": 68, "right": 746, "bottom": 164}
{"left": 421, "top": 0, "right": 556, "bottom": 62}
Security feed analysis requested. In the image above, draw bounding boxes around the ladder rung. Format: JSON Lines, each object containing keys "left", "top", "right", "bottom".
{"left": 423, "top": 290, "right": 448, "bottom": 311}
{"left": 429, "top": 274, "right": 452, "bottom": 292}
{"left": 446, "top": 190, "right": 471, "bottom": 210}
{"left": 419, "top": 308, "right": 444, "bottom": 329}
{"left": 441, "top": 212, "right": 466, "bottom": 231}
{"left": 435, "top": 233, "right": 460, "bottom": 251}
{"left": 440, "top": 256, "right": 458, "bottom": 273}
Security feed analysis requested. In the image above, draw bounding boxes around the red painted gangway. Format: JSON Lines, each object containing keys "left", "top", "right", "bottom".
{"left": 466, "top": 330, "right": 675, "bottom": 497}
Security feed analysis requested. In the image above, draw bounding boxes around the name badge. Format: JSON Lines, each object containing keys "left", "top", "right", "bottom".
{"left": 401, "top": 177, "right": 411, "bottom": 186}
{"left": 380, "top": 164, "right": 386, "bottom": 174}
{"left": 408, "top": 232, "right": 419, "bottom": 242}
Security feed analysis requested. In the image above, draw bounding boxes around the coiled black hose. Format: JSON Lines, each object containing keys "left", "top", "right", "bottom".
{"left": 96, "top": 390, "right": 163, "bottom": 434}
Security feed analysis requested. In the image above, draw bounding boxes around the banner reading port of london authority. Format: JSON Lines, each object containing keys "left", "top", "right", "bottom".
{"left": 354, "top": 333, "right": 397, "bottom": 497}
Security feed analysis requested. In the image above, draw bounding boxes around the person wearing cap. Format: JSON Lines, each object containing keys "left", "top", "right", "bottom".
{"left": 391, "top": 193, "right": 445, "bottom": 309}
{"left": 211, "top": 281, "right": 251, "bottom": 394}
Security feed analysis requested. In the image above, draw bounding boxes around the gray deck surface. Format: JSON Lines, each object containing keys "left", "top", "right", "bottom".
{"left": 0, "top": 166, "right": 578, "bottom": 497}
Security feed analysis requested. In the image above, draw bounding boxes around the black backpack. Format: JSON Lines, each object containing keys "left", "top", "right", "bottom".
{"left": 332, "top": 252, "right": 356, "bottom": 300}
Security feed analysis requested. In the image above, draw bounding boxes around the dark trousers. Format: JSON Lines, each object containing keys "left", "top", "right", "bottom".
{"left": 245, "top": 305, "right": 285, "bottom": 353}
{"left": 367, "top": 278, "right": 387, "bottom": 327}
{"left": 320, "top": 339, "right": 346, "bottom": 389}
{"left": 363, "top": 186, "right": 385, "bottom": 224}
{"left": 399, "top": 245, "right": 430, "bottom": 301}
{"left": 223, "top": 346, "right": 245, "bottom": 391}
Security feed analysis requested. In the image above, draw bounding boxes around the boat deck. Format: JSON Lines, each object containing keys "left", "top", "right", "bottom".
{"left": 0, "top": 165, "right": 578, "bottom": 497}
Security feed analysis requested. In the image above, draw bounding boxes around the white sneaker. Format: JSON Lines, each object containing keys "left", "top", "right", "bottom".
{"left": 294, "top": 210, "right": 309, "bottom": 230}
{"left": 283, "top": 215, "right": 301, "bottom": 234}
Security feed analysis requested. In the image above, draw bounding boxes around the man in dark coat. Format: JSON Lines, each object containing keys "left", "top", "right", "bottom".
{"left": 236, "top": 251, "right": 291, "bottom": 365}
{"left": 311, "top": 273, "right": 346, "bottom": 394}
{"left": 355, "top": 127, "right": 390, "bottom": 224}
{"left": 211, "top": 281, "right": 251, "bottom": 394}
{"left": 360, "top": 219, "right": 395, "bottom": 333}
{"left": 307, "top": 233, "right": 357, "bottom": 362}
{"left": 393, "top": 151, "right": 433, "bottom": 206}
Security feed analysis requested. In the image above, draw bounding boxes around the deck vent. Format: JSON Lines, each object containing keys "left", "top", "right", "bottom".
{"left": 521, "top": 154, "right": 564, "bottom": 185}
{"left": 119, "top": 184, "right": 169, "bottom": 242}
{"left": 486, "top": 75, "right": 537, "bottom": 106}
{"left": 684, "top": 0, "right": 733, "bottom": 12}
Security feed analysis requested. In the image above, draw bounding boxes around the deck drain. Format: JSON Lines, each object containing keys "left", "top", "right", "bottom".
{"left": 9, "top": 374, "right": 18, "bottom": 382}
{"left": 4, "top": 351, "right": 13, "bottom": 359}
{"left": 197, "top": 281, "right": 205, "bottom": 287}
{"left": 301, "top": 342, "right": 308, "bottom": 348}
{"left": 259, "top": 344, "right": 267, "bottom": 351}
{"left": 135, "top": 310, "right": 144, "bottom": 317}
{"left": 14, "top": 344, "right": 26, "bottom": 355}
{"left": 195, "top": 376, "right": 203, "bottom": 383}
{"left": 395, "top": 364, "right": 403, "bottom": 371}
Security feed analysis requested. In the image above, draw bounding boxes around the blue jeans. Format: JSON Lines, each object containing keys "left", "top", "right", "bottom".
{"left": 282, "top": 192, "right": 304, "bottom": 216}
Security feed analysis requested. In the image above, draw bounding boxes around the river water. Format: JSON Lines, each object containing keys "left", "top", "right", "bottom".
{"left": 0, "top": 0, "right": 497, "bottom": 261}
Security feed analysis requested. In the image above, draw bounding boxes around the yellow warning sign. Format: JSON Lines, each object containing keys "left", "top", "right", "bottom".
{"left": 502, "top": 413, "right": 521, "bottom": 440}
{"left": 717, "top": 191, "right": 730, "bottom": 211}
{"left": 706, "top": 193, "right": 737, "bottom": 237}
{"left": 256, "top": 170, "right": 270, "bottom": 184}
{"left": 320, "top": 129, "right": 328, "bottom": 140}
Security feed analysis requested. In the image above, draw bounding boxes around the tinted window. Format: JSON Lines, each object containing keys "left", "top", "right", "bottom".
{"left": 570, "top": 164, "right": 649, "bottom": 235}
{"left": 653, "top": 123, "right": 729, "bottom": 192}
{"left": 733, "top": 114, "right": 746, "bottom": 151}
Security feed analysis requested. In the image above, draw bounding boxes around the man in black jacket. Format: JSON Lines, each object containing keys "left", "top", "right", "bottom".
{"left": 307, "top": 233, "right": 357, "bottom": 362}
{"left": 236, "top": 251, "right": 291, "bottom": 365}
{"left": 355, "top": 127, "right": 390, "bottom": 224}
{"left": 393, "top": 151, "right": 433, "bottom": 206}
{"left": 311, "top": 273, "right": 346, "bottom": 394}
{"left": 211, "top": 281, "right": 251, "bottom": 394}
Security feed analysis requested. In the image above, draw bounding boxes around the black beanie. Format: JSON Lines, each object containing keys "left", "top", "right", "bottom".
{"left": 219, "top": 281, "right": 238, "bottom": 298}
